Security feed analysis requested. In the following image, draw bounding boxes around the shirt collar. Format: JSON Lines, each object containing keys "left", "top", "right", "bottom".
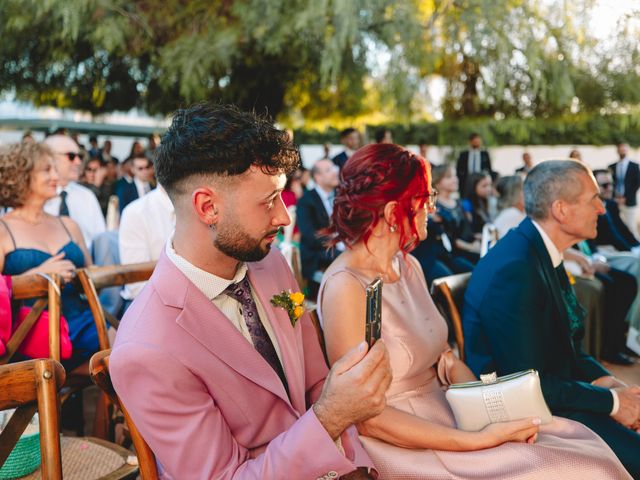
{"left": 165, "top": 238, "right": 247, "bottom": 301}
{"left": 314, "top": 185, "right": 333, "bottom": 203}
{"left": 531, "top": 219, "right": 563, "bottom": 267}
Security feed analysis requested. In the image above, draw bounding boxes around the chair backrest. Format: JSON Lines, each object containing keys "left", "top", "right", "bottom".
{"left": 430, "top": 272, "right": 471, "bottom": 362}
{"left": 76, "top": 261, "right": 156, "bottom": 350}
{"left": 290, "top": 245, "right": 307, "bottom": 293}
{"left": 0, "top": 273, "right": 62, "bottom": 364}
{"left": 0, "top": 358, "right": 65, "bottom": 480}
{"left": 90, "top": 350, "right": 159, "bottom": 480}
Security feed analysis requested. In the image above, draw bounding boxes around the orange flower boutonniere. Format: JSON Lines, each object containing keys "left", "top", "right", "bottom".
{"left": 271, "top": 290, "right": 305, "bottom": 327}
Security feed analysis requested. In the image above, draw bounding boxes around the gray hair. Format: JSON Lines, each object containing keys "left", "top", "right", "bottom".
{"left": 524, "top": 160, "right": 591, "bottom": 220}
{"left": 496, "top": 175, "right": 523, "bottom": 210}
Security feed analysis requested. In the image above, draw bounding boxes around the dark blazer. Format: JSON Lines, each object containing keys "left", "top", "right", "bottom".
{"left": 456, "top": 149, "right": 492, "bottom": 192}
{"left": 463, "top": 217, "right": 613, "bottom": 415}
{"left": 116, "top": 179, "right": 139, "bottom": 213}
{"left": 296, "top": 189, "right": 339, "bottom": 281}
{"left": 594, "top": 198, "right": 640, "bottom": 251}
{"left": 331, "top": 151, "right": 349, "bottom": 170}
{"left": 609, "top": 160, "right": 640, "bottom": 207}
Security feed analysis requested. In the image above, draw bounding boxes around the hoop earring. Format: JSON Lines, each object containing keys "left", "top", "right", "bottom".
{"left": 390, "top": 224, "right": 398, "bottom": 233}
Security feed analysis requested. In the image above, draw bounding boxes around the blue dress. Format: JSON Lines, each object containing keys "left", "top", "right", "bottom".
{"left": 2, "top": 229, "right": 100, "bottom": 371}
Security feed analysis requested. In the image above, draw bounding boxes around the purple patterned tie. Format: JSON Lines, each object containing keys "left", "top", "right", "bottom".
{"left": 223, "top": 277, "right": 289, "bottom": 394}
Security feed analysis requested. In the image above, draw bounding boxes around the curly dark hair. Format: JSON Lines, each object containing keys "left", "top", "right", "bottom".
{"left": 155, "top": 103, "right": 300, "bottom": 195}
{"left": 0, "top": 142, "right": 53, "bottom": 208}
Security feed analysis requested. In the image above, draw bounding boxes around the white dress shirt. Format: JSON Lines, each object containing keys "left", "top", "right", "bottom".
{"left": 119, "top": 187, "right": 175, "bottom": 300}
{"left": 164, "top": 241, "right": 284, "bottom": 365}
{"left": 133, "top": 177, "right": 151, "bottom": 199}
{"left": 531, "top": 220, "right": 619, "bottom": 415}
{"left": 494, "top": 207, "right": 526, "bottom": 239}
{"left": 44, "top": 182, "right": 106, "bottom": 249}
{"left": 314, "top": 186, "right": 334, "bottom": 217}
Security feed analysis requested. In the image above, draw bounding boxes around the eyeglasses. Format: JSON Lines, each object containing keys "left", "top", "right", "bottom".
{"left": 414, "top": 190, "right": 438, "bottom": 212}
{"left": 55, "top": 151, "right": 81, "bottom": 161}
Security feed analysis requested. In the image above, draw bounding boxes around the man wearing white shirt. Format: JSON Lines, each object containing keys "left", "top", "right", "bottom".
{"left": 464, "top": 159, "right": 640, "bottom": 476}
{"left": 43, "top": 134, "right": 106, "bottom": 249}
{"left": 609, "top": 143, "right": 640, "bottom": 238}
{"left": 119, "top": 185, "right": 175, "bottom": 303}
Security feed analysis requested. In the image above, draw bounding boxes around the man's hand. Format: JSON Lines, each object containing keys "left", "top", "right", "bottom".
{"left": 611, "top": 386, "right": 640, "bottom": 429}
{"left": 313, "top": 341, "right": 392, "bottom": 440}
{"left": 592, "top": 375, "right": 627, "bottom": 389}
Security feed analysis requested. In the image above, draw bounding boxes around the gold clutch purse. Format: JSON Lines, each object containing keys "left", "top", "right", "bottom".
{"left": 445, "top": 369, "right": 553, "bottom": 431}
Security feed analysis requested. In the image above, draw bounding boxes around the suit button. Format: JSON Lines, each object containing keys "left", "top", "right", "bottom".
{"left": 328, "top": 472, "right": 338, "bottom": 478}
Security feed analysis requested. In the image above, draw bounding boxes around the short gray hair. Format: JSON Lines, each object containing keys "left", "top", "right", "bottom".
{"left": 496, "top": 175, "right": 523, "bottom": 210}
{"left": 524, "top": 160, "right": 591, "bottom": 220}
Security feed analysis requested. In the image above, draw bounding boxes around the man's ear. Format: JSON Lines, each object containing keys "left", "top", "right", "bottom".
{"left": 549, "top": 199, "right": 566, "bottom": 224}
{"left": 192, "top": 187, "right": 221, "bottom": 227}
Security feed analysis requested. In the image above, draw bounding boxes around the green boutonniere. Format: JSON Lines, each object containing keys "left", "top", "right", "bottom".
{"left": 270, "top": 290, "right": 305, "bottom": 326}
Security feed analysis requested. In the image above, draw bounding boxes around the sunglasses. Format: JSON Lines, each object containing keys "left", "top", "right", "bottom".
{"left": 598, "top": 182, "right": 612, "bottom": 189}
{"left": 55, "top": 151, "right": 81, "bottom": 161}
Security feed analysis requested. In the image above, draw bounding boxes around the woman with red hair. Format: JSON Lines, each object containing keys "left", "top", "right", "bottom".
{"left": 318, "top": 143, "right": 629, "bottom": 479}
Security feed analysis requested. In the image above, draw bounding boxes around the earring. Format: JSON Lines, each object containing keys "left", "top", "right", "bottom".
{"left": 390, "top": 224, "right": 398, "bottom": 233}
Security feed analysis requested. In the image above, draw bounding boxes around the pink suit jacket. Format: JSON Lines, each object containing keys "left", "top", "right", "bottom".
{"left": 111, "top": 248, "right": 372, "bottom": 479}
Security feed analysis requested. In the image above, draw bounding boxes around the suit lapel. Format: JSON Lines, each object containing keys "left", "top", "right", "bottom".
{"left": 247, "top": 261, "right": 306, "bottom": 415}
{"left": 311, "top": 190, "right": 329, "bottom": 226}
{"left": 519, "top": 219, "right": 575, "bottom": 355}
{"left": 152, "top": 253, "right": 296, "bottom": 411}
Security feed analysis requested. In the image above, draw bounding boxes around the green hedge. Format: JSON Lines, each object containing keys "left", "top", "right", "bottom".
{"left": 293, "top": 113, "right": 640, "bottom": 147}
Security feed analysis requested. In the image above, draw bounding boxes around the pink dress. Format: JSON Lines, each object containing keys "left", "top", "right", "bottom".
{"left": 318, "top": 254, "right": 631, "bottom": 479}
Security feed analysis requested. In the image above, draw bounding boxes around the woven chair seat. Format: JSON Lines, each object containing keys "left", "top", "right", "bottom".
{"left": 19, "top": 436, "right": 138, "bottom": 480}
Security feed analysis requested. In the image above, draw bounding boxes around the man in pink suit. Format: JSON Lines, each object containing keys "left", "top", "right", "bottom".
{"left": 110, "top": 103, "right": 391, "bottom": 479}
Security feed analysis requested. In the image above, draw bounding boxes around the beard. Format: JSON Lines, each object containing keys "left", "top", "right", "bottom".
{"left": 214, "top": 218, "right": 281, "bottom": 262}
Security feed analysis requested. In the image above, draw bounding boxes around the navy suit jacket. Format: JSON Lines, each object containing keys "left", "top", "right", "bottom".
{"left": 609, "top": 160, "right": 640, "bottom": 207}
{"left": 594, "top": 198, "right": 640, "bottom": 251}
{"left": 116, "top": 179, "right": 139, "bottom": 213}
{"left": 332, "top": 151, "right": 349, "bottom": 170}
{"left": 296, "top": 189, "right": 339, "bottom": 281}
{"left": 456, "top": 150, "right": 492, "bottom": 192}
{"left": 463, "top": 217, "right": 613, "bottom": 415}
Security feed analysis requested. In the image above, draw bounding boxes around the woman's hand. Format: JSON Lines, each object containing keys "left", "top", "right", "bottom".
{"left": 33, "top": 252, "right": 76, "bottom": 283}
{"left": 477, "top": 418, "right": 541, "bottom": 449}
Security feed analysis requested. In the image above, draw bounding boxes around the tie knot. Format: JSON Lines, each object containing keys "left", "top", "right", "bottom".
{"left": 60, "top": 191, "right": 67, "bottom": 199}
{"left": 223, "top": 277, "right": 252, "bottom": 304}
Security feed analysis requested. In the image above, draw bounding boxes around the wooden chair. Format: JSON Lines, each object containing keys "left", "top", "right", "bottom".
{"left": 76, "top": 261, "right": 156, "bottom": 349}
{"left": 430, "top": 273, "right": 471, "bottom": 362}
{"left": 90, "top": 350, "right": 159, "bottom": 480}
{"left": 1, "top": 273, "right": 62, "bottom": 365}
{"left": 0, "top": 358, "right": 140, "bottom": 480}
{"left": 75, "top": 261, "right": 155, "bottom": 440}
{"left": 0, "top": 359, "right": 65, "bottom": 479}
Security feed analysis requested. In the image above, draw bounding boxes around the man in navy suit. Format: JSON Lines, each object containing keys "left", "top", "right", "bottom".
{"left": 609, "top": 143, "right": 640, "bottom": 238}
{"left": 116, "top": 155, "right": 154, "bottom": 212}
{"left": 463, "top": 160, "right": 640, "bottom": 476}
{"left": 331, "top": 128, "right": 360, "bottom": 170}
{"left": 456, "top": 132, "right": 493, "bottom": 193}
{"left": 297, "top": 158, "right": 342, "bottom": 298}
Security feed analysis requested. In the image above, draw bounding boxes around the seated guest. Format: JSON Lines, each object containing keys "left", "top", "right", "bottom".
{"left": 118, "top": 184, "right": 175, "bottom": 308}
{"left": 593, "top": 169, "right": 640, "bottom": 255}
{"left": 80, "top": 156, "right": 112, "bottom": 216}
{"left": 515, "top": 152, "right": 534, "bottom": 175}
{"left": 332, "top": 128, "right": 361, "bottom": 170}
{"left": 116, "top": 154, "right": 154, "bottom": 213}
{"left": 0, "top": 142, "right": 100, "bottom": 374}
{"left": 462, "top": 171, "right": 494, "bottom": 235}
{"left": 493, "top": 175, "right": 526, "bottom": 238}
{"left": 464, "top": 159, "right": 640, "bottom": 476}
{"left": 432, "top": 165, "right": 480, "bottom": 264}
{"left": 319, "top": 144, "right": 630, "bottom": 479}
{"left": 297, "top": 158, "right": 342, "bottom": 298}
{"left": 43, "top": 134, "right": 106, "bottom": 250}
{"left": 111, "top": 103, "right": 390, "bottom": 479}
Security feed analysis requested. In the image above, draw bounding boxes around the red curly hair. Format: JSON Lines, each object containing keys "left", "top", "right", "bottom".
{"left": 326, "top": 143, "right": 431, "bottom": 253}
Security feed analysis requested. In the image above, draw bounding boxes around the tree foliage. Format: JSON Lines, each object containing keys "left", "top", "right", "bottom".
{"left": 0, "top": 0, "right": 638, "bottom": 122}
